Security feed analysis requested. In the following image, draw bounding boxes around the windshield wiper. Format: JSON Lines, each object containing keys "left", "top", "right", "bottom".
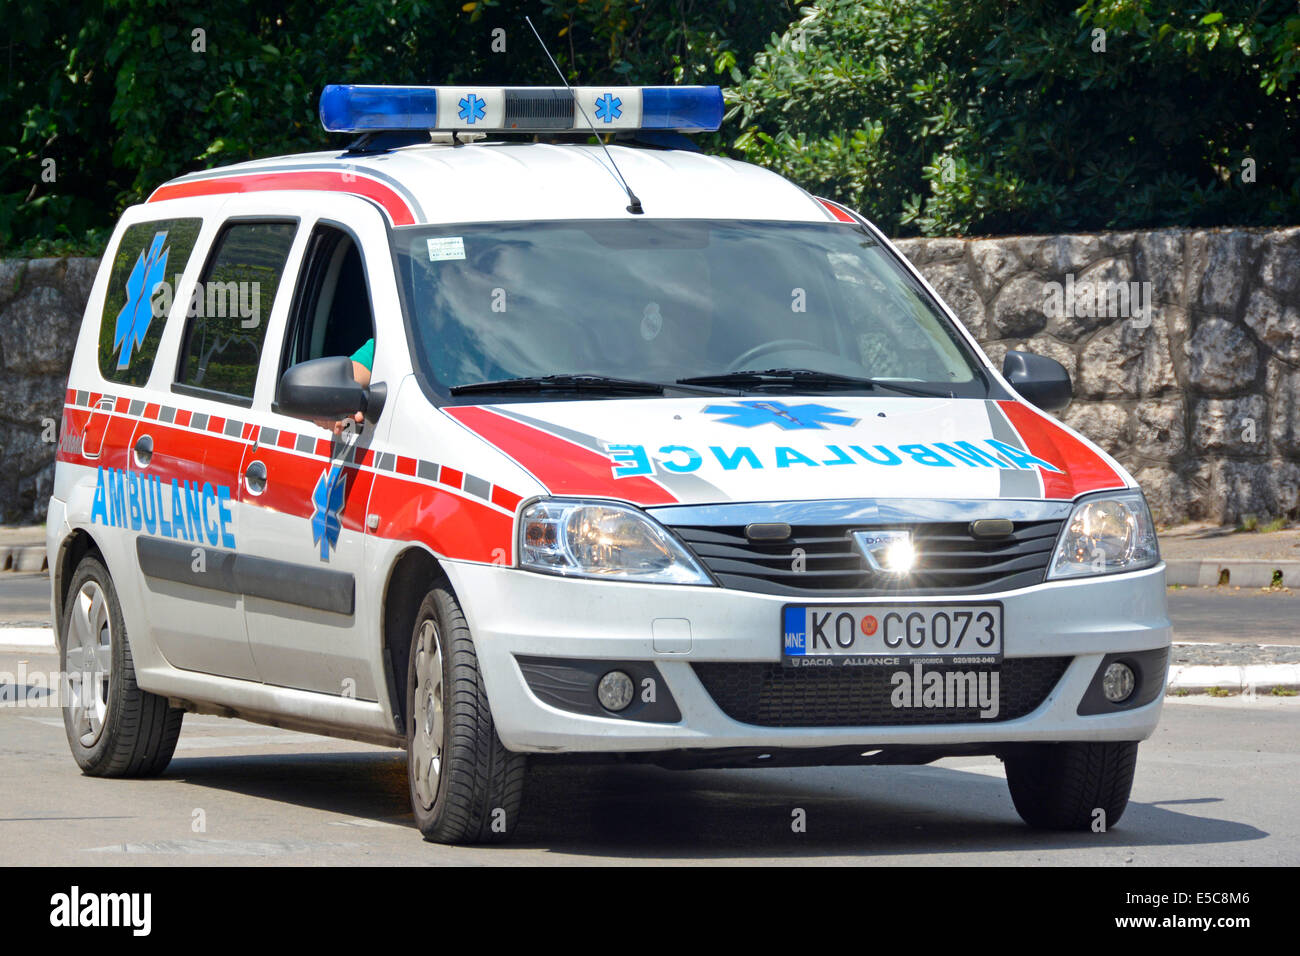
{"left": 676, "top": 368, "right": 950, "bottom": 397}
{"left": 450, "top": 374, "right": 664, "bottom": 396}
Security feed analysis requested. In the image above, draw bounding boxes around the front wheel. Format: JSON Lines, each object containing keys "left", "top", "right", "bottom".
{"left": 406, "top": 583, "right": 526, "bottom": 844}
{"left": 1004, "top": 741, "right": 1139, "bottom": 831}
{"left": 60, "top": 555, "right": 183, "bottom": 776}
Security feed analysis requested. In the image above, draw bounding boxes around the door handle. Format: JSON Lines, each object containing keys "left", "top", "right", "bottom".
{"left": 244, "top": 459, "right": 267, "bottom": 496}
{"left": 133, "top": 434, "right": 153, "bottom": 467}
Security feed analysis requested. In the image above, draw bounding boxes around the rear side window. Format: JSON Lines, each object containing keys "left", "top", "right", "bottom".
{"left": 175, "top": 221, "right": 297, "bottom": 402}
{"left": 97, "top": 218, "right": 203, "bottom": 387}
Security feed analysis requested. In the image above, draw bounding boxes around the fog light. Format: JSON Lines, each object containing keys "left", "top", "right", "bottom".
{"left": 1102, "top": 662, "right": 1135, "bottom": 703}
{"left": 597, "top": 670, "right": 635, "bottom": 711}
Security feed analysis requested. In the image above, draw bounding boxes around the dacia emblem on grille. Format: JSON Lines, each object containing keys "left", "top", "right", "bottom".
{"left": 851, "top": 530, "right": 915, "bottom": 574}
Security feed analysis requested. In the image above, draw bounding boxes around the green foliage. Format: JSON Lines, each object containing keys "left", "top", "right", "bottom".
{"left": 730, "top": 0, "right": 1300, "bottom": 235}
{"left": 1, "top": 0, "right": 792, "bottom": 253}
{"left": 5, "top": 0, "right": 1297, "bottom": 249}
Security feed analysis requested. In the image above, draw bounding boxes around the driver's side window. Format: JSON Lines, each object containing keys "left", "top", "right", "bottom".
{"left": 827, "top": 251, "right": 937, "bottom": 379}
{"left": 282, "top": 223, "right": 376, "bottom": 375}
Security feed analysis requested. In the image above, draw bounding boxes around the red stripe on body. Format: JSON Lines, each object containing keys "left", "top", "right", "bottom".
{"left": 55, "top": 406, "right": 91, "bottom": 465}
{"left": 97, "top": 414, "right": 138, "bottom": 471}
{"left": 491, "top": 486, "right": 523, "bottom": 513}
{"left": 818, "top": 198, "right": 856, "bottom": 223}
{"left": 132, "top": 420, "right": 228, "bottom": 490}
{"left": 443, "top": 406, "right": 678, "bottom": 505}
{"left": 369, "top": 473, "right": 514, "bottom": 564}
{"left": 148, "top": 171, "right": 416, "bottom": 226}
{"left": 997, "top": 400, "right": 1125, "bottom": 499}
{"left": 244, "top": 445, "right": 514, "bottom": 560}
{"left": 244, "top": 441, "right": 374, "bottom": 534}
{"left": 61, "top": 398, "right": 520, "bottom": 562}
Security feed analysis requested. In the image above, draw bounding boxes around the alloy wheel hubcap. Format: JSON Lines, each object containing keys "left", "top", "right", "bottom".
{"left": 65, "top": 581, "right": 112, "bottom": 747}
{"left": 410, "top": 619, "right": 444, "bottom": 810}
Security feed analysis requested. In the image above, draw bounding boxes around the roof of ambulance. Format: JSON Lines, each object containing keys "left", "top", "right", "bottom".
{"left": 149, "top": 141, "right": 841, "bottom": 226}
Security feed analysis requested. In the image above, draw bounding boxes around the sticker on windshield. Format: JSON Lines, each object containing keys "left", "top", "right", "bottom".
{"left": 427, "top": 237, "right": 466, "bottom": 261}
{"left": 640, "top": 302, "right": 662, "bottom": 341}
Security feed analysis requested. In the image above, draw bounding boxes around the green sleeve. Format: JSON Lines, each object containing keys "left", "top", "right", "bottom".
{"left": 350, "top": 338, "right": 375, "bottom": 371}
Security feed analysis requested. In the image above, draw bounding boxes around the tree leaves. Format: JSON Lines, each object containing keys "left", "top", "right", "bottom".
{"left": 1, "top": 0, "right": 791, "bottom": 253}
{"left": 731, "top": 0, "right": 1299, "bottom": 236}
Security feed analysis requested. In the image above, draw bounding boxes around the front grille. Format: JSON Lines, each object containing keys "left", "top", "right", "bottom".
{"left": 693, "top": 657, "right": 1071, "bottom": 727}
{"left": 672, "top": 520, "right": 1064, "bottom": 596}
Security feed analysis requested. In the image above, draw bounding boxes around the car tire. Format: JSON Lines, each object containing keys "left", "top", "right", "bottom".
{"left": 406, "top": 583, "right": 526, "bottom": 844}
{"left": 1004, "top": 741, "right": 1139, "bottom": 830}
{"left": 60, "top": 555, "right": 183, "bottom": 777}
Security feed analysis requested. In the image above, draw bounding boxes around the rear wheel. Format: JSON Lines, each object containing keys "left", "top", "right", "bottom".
{"left": 60, "top": 555, "right": 183, "bottom": 776}
{"left": 1004, "top": 741, "right": 1139, "bottom": 830}
{"left": 406, "top": 583, "right": 526, "bottom": 844}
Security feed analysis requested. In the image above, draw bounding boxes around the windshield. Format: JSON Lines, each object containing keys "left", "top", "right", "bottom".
{"left": 393, "top": 219, "right": 988, "bottom": 398}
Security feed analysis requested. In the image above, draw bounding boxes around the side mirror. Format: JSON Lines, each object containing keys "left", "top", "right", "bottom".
{"left": 1001, "top": 350, "right": 1072, "bottom": 412}
{"left": 274, "top": 356, "right": 386, "bottom": 422}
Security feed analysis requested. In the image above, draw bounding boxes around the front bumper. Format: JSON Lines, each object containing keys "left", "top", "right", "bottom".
{"left": 442, "top": 560, "right": 1171, "bottom": 754}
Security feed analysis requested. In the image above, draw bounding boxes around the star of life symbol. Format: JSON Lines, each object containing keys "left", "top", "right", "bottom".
{"left": 311, "top": 465, "right": 346, "bottom": 560}
{"left": 595, "top": 93, "right": 622, "bottom": 123}
{"left": 113, "top": 231, "right": 170, "bottom": 369}
{"left": 702, "top": 400, "right": 860, "bottom": 430}
{"left": 458, "top": 93, "right": 486, "bottom": 124}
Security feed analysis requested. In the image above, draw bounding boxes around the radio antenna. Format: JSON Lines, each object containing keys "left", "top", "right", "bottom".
{"left": 524, "top": 15, "right": 644, "bottom": 214}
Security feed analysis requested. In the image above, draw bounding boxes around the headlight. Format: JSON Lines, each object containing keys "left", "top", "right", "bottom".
{"left": 1048, "top": 490, "right": 1159, "bottom": 579}
{"left": 518, "top": 499, "right": 713, "bottom": 585}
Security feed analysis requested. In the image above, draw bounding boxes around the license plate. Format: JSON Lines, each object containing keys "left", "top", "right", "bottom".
{"left": 781, "top": 603, "right": 1003, "bottom": 667}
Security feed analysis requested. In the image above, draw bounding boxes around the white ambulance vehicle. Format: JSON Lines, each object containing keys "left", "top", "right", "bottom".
{"left": 48, "top": 84, "right": 1170, "bottom": 844}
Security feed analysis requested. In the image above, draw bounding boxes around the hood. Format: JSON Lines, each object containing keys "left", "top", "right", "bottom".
{"left": 443, "top": 395, "right": 1129, "bottom": 508}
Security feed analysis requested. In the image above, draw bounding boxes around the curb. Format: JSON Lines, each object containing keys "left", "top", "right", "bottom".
{"left": 1165, "top": 558, "right": 1300, "bottom": 588}
{"left": 1166, "top": 662, "right": 1300, "bottom": 695}
{"left": 0, "top": 545, "right": 47, "bottom": 573}
{"left": 0, "top": 627, "right": 57, "bottom": 651}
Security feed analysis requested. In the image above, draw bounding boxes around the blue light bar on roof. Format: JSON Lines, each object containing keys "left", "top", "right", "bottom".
{"left": 319, "top": 85, "right": 723, "bottom": 134}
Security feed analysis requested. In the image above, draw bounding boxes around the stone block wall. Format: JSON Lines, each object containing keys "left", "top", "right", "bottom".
{"left": 0, "top": 226, "right": 1297, "bottom": 525}
{"left": 0, "top": 257, "right": 99, "bottom": 524}
{"left": 895, "top": 228, "right": 1300, "bottom": 526}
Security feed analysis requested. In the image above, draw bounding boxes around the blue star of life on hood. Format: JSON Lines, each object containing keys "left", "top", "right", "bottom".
{"left": 702, "top": 400, "right": 860, "bottom": 430}
{"left": 113, "top": 231, "right": 170, "bottom": 369}
{"left": 311, "top": 464, "right": 346, "bottom": 560}
{"left": 595, "top": 93, "right": 622, "bottom": 123}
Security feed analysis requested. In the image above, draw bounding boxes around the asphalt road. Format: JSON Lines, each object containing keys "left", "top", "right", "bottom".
{"left": 0, "top": 573, "right": 49, "bottom": 627}
{"left": 0, "top": 645, "right": 1294, "bottom": 865}
{"left": 1165, "top": 587, "right": 1298, "bottom": 645}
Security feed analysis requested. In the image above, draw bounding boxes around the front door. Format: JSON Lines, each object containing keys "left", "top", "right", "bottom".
{"left": 238, "top": 216, "right": 383, "bottom": 698}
